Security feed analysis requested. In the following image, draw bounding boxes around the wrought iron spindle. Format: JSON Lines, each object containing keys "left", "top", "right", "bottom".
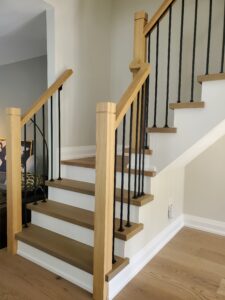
{"left": 42, "top": 106, "right": 47, "bottom": 202}
{"left": 58, "top": 86, "right": 62, "bottom": 180}
{"left": 23, "top": 124, "right": 28, "bottom": 226}
{"left": 153, "top": 22, "right": 159, "bottom": 127}
{"left": 178, "top": 0, "right": 185, "bottom": 103}
{"left": 142, "top": 81, "right": 148, "bottom": 196}
{"left": 206, "top": 0, "right": 213, "bottom": 75}
{"left": 145, "top": 34, "right": 151, "bottom": 148}
{"left": 112, "top": 129, "right": 118, "bottom": 264}
{"left": 126, "top": 104, "right": 133, "bottom": 228}
{"left": 33, "top": 114, "right": 37, "bottom": 205}
{"left": 50, "top": 96, "right": 54, "bottom": 181}
{"left": 165, "top": 6, "right": 172, "bottom": 127}
{"left": 221, "top": 0, "right": 225, "bottom": 73}
{"left": 191, "top": 0, "right": 199, "bottom": 102}
{"left": 138, "top": 85, "right": 145, "bottom": 196}
{"left": 119, "top": 116, "right": 126, "bottom": 232}
{"left": 134, "top": 93, "right": 140, "bottom": 198}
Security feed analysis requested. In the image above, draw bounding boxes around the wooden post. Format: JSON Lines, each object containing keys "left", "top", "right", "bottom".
{"left": 6, "top": 108, "right": 22, "bottom": 254}
{"left": 94, "top": 102, "right": 116, "bottom": 300}
{"left": 130, "top": 11, "right": 148, "bottom": 149}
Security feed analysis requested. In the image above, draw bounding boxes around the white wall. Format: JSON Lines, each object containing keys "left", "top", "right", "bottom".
{"left": 0, "top": 56, "right": 47, "bottom": 136}
{"left": 44, "top": 0, "right": 112, "bottom": 147}
{"left": 184, "top": 135, "right": 225, "bottom": 222}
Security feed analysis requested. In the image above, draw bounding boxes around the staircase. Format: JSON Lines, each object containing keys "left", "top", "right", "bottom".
{"left": 5, "top": 0, "right": 225, "bottom": 300}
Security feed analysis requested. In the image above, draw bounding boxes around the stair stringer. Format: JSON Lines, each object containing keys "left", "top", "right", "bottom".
{"left": 149, "top": 79, "right": 225, "bottom": 172}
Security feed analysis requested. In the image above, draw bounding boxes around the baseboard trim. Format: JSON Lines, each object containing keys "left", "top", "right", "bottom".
{"left": 184, "top": 214, "right": 225, "bottom": 236}
{"left": 61, "top": 145, "right": 96, "bottom": 160}
{"left": 108, "top": 215, "right": 184, "bottom": 299}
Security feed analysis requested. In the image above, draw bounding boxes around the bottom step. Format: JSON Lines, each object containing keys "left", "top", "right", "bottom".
{"left": 16, "top": 225, "right": 129, "bottom": 292}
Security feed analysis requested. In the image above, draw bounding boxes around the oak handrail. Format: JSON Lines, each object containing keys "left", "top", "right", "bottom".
{"left": 144, "top": 0, "right": 176, "bottom": 36}
{"left": 21, "top": 69, "right": 73, "bottom": 127}
{"left": 115, "top": 63, "right": 151, "bottom": 128}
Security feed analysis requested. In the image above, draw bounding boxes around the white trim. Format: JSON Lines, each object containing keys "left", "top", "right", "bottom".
{"left": 108, "top": 215, "right": 184, "bottom": 299}
{"left": 184, "top": 214, "right": 225, "bottom": 236}
{"left": 61, "top": 145, "right": 96, "bottom": 160}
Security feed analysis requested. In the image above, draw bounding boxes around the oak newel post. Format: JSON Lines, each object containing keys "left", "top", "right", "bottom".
{"left": 130, "top": 11, "right": 148, "bottom": 148}
{"left": 94, "top": 102, "right": 116, "bottom": 300}
{"left": 6, "top": 107, "right": 22, "bottom": 254}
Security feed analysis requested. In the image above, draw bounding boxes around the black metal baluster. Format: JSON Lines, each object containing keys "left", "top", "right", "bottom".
{"left": 142, "top": 81, "right": 148, "bottom": 196}
{"left": 33, "top": 114, "right": 37, "bottom": 205}
{"left": 50, "top": 96, "right": 54, "bottom": 181}
{"left": 58, "top": 86, "right": 62, "bottom": 181}
{"left": 138, "top": 85, "right": 145, "bottom": 197}
{"left": 112, "top": 129, "right": 118, "bottom": 264}
{"left": 191, "top": 0, "right": 199, "bottom": 102}
{"left": 126, "top": 104, "right": 133, "bottom": 228}
{"left": 165, "top": 6, "right": 172, "bottom": 127}
{"left": 147, "top": 33, "right": 151, "bottom": 63}
{"left": 42, "top": 106, "right": 47, "bottom": 202}
{"left": 221, "top": 0, "right": 225, "bottom": 73}
{"left": 119, "top": 116, "right": 126, "bottom": 232}
{"left": 178, "top": 0, "right": 185, "bottom": 103}
{"left": 23, "top": 125, "right": 28, "bottom": 227}
{"left": 145, "top": 33, "right": 151, "bottom": 148}
{"left": 134, "top": 93, "right": 140, "bottom": 198}
{"left": 153, "top": 22, "right": 159, "bottom": 127}
{"left": 145, "top": 75, "right": 150, "bottom": 149}
{"left": 206, "top": 0, "right": 213, "bottom": 75}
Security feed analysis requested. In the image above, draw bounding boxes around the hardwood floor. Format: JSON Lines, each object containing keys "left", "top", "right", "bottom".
{"left": 115, "top": 228, "right": 225, "bottom": 300}
{"left": 1, "top": 228, "right": 225, "bottom": 299}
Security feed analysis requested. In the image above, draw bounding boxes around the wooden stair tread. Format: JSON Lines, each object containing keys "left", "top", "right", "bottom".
{"left": 169, "top": 102, "right": 205, "bottom": 110}
{"left": 27, "top": 200, "right": 144, "bottom": 241}
{"left": 147, "top": 127, "right": 177, "bottom": 133}
{"left": 16, "top": 224, "right": 129, "bottom": 281}
{"left": 46, "top": 179, "right": 154, "bottom": 207}
{"left": 61, "top": 156, "right": 156, "bottom": 177}
{"left": 125, "top": 148, "right": 153, "bottom": 155}
{"left": 198, "top": 73, "right": 225, "bottom": 83}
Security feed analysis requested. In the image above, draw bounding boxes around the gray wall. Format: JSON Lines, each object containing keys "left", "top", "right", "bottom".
{"left": 0, "top": 56, "right": 47, "bottom": 136}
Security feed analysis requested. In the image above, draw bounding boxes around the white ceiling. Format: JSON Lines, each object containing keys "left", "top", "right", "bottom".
{"left": 0, "top": 0, "right": 51, "bottom": 66}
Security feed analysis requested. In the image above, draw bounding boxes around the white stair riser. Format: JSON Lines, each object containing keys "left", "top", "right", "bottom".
{"left": 17, "top": 241, "right": 93, "bottom": 293}
{"left": 61, "top": 165, "right": 151, "bottom": 193}
{"left": 31, "top": 211, "right": 125, "bottom": 257}
{"left": 48, "top": 187, "right": 141, "bottom": 223}
{"left": 150, "top": 80, "right": 225, "bottom": 172}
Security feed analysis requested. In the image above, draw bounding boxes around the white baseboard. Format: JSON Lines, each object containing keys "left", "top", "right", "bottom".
{"left": 61, "top": 145, "right": 96, "bottom": 160}
{"left": 108, "top": 215, "right": 184, "bottom": 299}
{"left": 184, "top": 214, "right": 225, "bottom": 236}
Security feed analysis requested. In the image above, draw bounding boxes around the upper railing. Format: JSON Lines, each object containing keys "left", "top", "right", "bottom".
{"left": 144, "top": 0, "right": 176, "bottom": 36}
{"left": 6, "top": 69, "right": 73, "bottom": 254}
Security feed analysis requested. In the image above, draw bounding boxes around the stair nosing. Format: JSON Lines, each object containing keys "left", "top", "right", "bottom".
{"left": 27, "top": 200, "right": 144, "bottom": 241}
{"left": 46, "top": 179, "right": 154, "bottom": 207}
{"left": 16, "top": 224, "right": 129, "bottom": 280}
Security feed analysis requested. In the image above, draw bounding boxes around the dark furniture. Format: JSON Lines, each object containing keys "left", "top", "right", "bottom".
{"left": 0, "top": 193, "right": 6, "bottom": 249}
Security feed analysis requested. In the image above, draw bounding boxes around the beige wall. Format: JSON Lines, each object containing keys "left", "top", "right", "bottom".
{"left": 184, "top": 135, "right": 225, "bottom": 222}
{"left": 44, "top": 0, "right": 112, "bottom": 147}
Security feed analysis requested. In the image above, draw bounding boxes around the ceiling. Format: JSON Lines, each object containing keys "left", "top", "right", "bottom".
{"left": 0, "top": 0, "right": 52, "bottom": 65}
